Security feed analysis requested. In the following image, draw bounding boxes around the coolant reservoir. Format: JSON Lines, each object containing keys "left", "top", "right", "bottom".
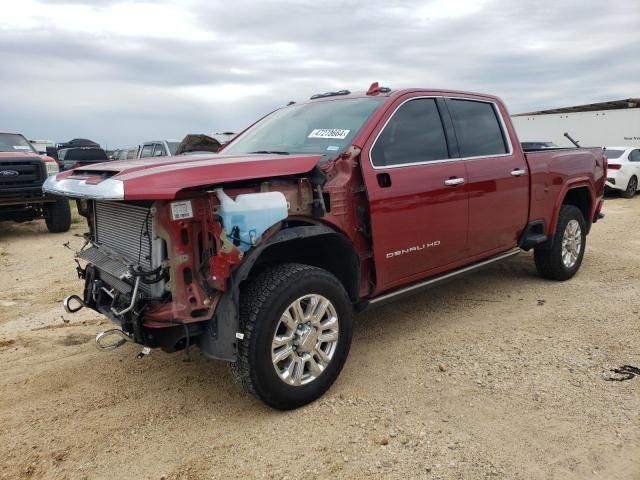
{"left": 216, "top": 189, "right": 288, "bottom": 251}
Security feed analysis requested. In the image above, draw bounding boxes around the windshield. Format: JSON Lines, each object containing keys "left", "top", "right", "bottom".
{"left": 604, "top": 149, "right": 624, "bottom": 159}
{"left": 167, "top": 142, "right": 179, "bottom": 155}
{"left": 223, "top": 97, "right": 386, "bottom": 155}
{"left": 0, "top": 133, "right": 36, "bottom": 153}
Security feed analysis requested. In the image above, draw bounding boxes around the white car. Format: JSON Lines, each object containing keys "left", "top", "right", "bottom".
{"left": 605, "top": 146, "right": 640, "bottom": 198}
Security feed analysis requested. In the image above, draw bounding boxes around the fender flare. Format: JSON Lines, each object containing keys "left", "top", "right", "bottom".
{"left": 198, "top": 225, "right": 348, "bottom": 361}
{"left": 548, "top": 178, "right": 596, "bottom": 236}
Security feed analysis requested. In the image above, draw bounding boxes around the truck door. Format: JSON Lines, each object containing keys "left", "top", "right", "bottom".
{"left": 446, "top": 98, "right": 529, "bottom": 256}
{"left": 360, "top": 96, "right": 469, "bottom": 293}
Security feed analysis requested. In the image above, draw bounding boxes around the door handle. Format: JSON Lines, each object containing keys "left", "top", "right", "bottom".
{"left": 444, "top": 177, "right": 465, "bottom": 186}
{"left": 511, "top": 168, "right": 526, "bottom": 177}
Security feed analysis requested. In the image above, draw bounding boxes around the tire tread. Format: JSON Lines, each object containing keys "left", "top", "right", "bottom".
{"left": 45, "top": 199, "right": 72, "bottom": 233}
{"left": 231, "top": 263, "right": 351, "bottom": 409}
{"left": 534, "top": 205, "right": 585, "bottom": 281}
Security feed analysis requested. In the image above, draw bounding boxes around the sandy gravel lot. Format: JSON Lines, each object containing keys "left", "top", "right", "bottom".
{"left": 1, "top": 196, "right": 639, "bottom": 480}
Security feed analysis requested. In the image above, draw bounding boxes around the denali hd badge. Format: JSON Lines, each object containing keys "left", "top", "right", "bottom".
{"left": 386, "top": 241, "right": 441, "bottom": 259}
{"left": 170, "top": 200, "right": 193, "bottom": 220}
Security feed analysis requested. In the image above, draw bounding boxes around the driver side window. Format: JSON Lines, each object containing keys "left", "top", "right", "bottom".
{"left": 371, "top": 98, "right": 449, "bottom": 167}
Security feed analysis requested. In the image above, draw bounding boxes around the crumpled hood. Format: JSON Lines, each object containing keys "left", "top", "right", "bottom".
{"left": 44, "top": 153, "right": 322, "bottom": 200}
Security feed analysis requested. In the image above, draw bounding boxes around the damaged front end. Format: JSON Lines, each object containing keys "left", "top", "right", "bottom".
{"left": 60, "top": 181, "right": 312, "bottom": 360}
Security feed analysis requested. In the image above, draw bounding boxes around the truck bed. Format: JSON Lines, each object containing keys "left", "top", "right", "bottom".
{"left": 525, "top": 147, "right": 606, "bottom": 234}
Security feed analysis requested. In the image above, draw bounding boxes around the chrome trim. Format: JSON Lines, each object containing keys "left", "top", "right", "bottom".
{"left": 561, "top": 220, "right": 582, "bottom": 268}
{"left": 271, "top": 294, "right": 339, "bottom": 386}
{"left": 368, "top": 95, "right": 514, "bottom": 171}
{"left": 444, "top": 177, "right": 465, "bottom": 186}
{"left": 43, "top": 175, "right": 124, "bottom": 200}
{"left": 511, "top": 168, "right": 526, "bottom": 177}
{"left": 369, "top": 248, "right": 521, "bottom": 306}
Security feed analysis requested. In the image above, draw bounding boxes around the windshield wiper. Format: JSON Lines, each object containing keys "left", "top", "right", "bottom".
{"left": 249, "top": 150, "right": 290, "bottom": 155}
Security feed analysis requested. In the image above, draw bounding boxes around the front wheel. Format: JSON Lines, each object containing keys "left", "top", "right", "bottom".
{"left": 231, "top": 263, "right": 353, "bottom": 410}
{"left": 534, "top": 205, "right": 586, "bottom": 281}
{"left": 621, "top": 176, "right": 637, "bottom": 199}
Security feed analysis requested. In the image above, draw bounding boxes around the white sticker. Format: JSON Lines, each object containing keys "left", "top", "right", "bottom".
{"left": 13, "top": 145, "right": 30, "bottom": 150}
{"left": 308, "top": 128, "right": 350, "bottom": 139}
{"left": 170, "top": 200, "right": 193, "bottom": 220}
{"left": 326, "top": 145, "right": 340, "bottom": 151}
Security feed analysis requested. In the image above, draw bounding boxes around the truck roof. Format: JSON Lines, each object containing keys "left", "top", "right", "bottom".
{"left": 302, "top": 85, "right": 503, "bottom": 105}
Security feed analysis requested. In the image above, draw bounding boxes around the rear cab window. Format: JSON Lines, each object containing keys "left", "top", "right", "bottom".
{"left": 447, "top": 99, "right": 509, "bottom": 157}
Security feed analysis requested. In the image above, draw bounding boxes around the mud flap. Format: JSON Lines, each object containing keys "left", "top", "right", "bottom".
{"left": 198, "top": 290, "right": 238, "bottom": 361}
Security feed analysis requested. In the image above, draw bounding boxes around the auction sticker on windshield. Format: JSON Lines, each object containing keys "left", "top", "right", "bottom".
{"left": 308, "top": 129, "right": 350, "bottom": 139}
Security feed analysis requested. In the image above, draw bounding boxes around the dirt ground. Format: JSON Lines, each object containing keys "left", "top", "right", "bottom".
{"left": 1, "top": 196, "right": 639, "bottom": 480}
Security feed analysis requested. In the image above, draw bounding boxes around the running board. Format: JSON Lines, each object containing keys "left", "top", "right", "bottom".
{"left": 367, "top": 249, "right": 521, "bottom": 308}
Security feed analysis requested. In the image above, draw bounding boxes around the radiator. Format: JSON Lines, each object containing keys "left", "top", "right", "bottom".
{"left": 94, "top": 201, "right": 153, "bottom": 269}
{"left": 79, "top": 201, "right": 165, "bottom": 297}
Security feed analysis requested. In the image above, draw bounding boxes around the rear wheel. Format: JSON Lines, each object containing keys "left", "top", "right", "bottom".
{"left": 45, "top": 199, "right": 71, "bottom": 233}
{"left": 534, "top": 205, "right": 586, "bottom": 281}
{"left": 621, "top": 175, "right": 637, "bottom": 199}
{"left": 231, "top": 263, "right": 353, "bottom": 410}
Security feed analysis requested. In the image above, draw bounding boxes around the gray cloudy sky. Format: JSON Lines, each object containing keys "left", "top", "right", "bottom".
{"left": 1, "top": 0, "right": 638, "bottom": 147}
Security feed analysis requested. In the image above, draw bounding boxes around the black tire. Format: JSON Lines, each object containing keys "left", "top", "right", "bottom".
{"left": 231, "top": 263, "right": 353, "bottom": 410}
{"left": 45, "top": 199, "right": 71, "bottom": 233}
{"left": 534, "top": 205, "right": 586, "bottom": 281}
{"left": 621, "top": 176, "right": 637, "bottom": 199}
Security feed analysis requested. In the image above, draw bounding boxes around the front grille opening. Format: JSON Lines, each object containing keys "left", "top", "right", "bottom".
{"left": 0, "top": 160, "right": 44, "bottom": 191}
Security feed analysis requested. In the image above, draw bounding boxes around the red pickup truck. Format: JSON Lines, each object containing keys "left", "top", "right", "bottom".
{"left": 44, "top": 84, "right": 606, "bottom": 409}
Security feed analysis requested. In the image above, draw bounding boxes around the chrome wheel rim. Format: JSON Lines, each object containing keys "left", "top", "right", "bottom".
{"left": 561, "top": 219, "right": 582, "bottom": 268}
{"left": 271, "top": 294, "right": 339, "bottom": 386}
{"left": 628, "top": 178, "right": 637, "bottom": 194}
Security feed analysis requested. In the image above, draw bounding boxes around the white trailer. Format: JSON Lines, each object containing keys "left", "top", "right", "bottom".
{"left": 512, "top": 98, "right": 640, "bottom": 148}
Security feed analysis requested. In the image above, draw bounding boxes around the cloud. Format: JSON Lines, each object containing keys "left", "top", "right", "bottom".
{"left": 0, "top": 0, "right": 638, "bottom": 146}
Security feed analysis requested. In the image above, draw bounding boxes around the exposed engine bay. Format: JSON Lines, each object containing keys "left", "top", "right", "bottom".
{"left": 69, "top": 178, "right": 317, "bottom": 358}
